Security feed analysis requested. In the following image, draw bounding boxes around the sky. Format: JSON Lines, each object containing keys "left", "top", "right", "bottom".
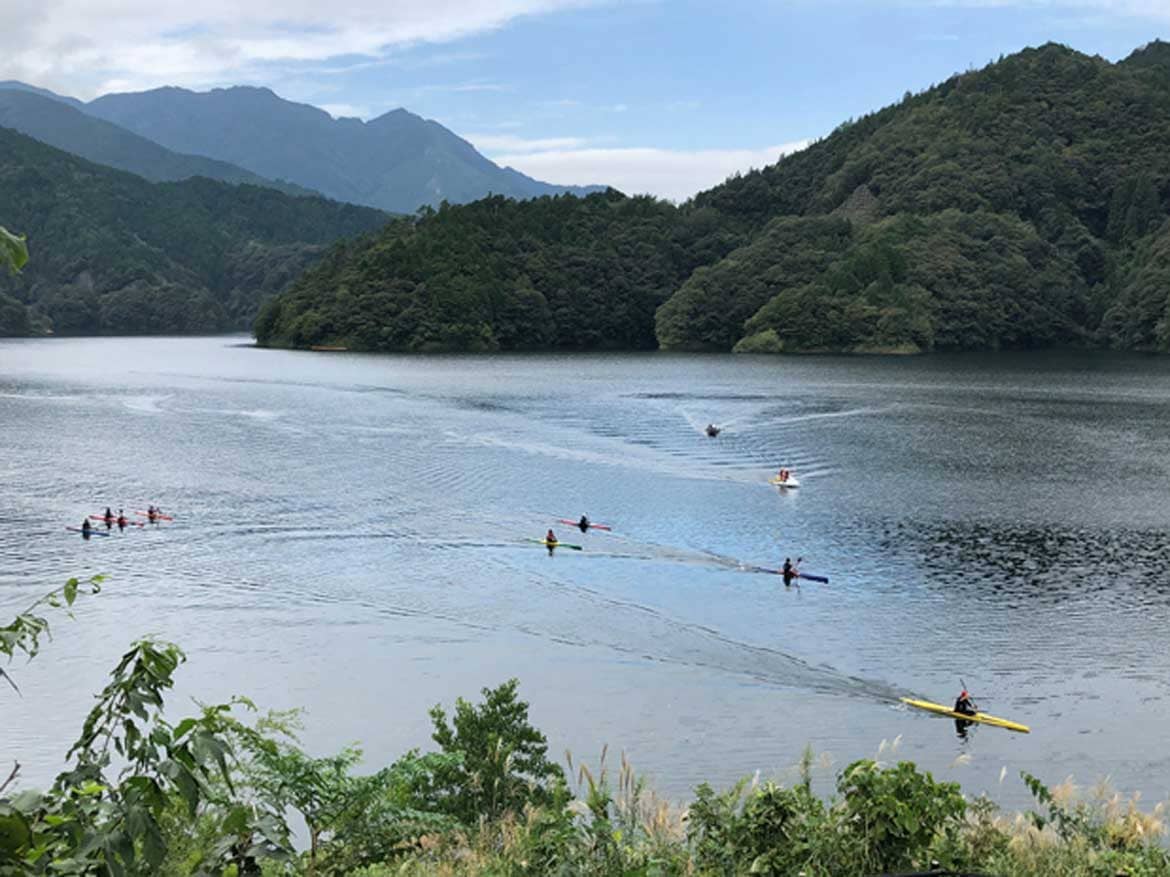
{"left": 1, "top": 0, "right": 1167, "bottom": 200}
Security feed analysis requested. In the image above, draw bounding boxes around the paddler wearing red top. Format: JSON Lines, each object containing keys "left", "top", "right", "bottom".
{"left": 954, "top": 690, "right": 977, "bottom": 716}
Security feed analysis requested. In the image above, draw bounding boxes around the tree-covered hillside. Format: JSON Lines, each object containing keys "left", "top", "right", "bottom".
{"left": 255, "top": 41, "right": 1170, "bottom": 354}
{"left": 0, "top": 126, "right": 388, "bottom": 336}
{"left": 254, "top": 192, "right": 736, "bottom": 352}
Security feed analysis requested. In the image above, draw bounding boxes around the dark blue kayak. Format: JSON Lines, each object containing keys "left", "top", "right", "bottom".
{"left": 752, "top": 565, "right": 828, "bottom": 583}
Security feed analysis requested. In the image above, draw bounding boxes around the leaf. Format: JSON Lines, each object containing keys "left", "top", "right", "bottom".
{"left": 63, "top": 579, "right": 78, "bottom": 607}
{"left": 0, "top": 226, "right": 28, "bottom": 274}
{"left": 0, "top": 812, "right": 32, "bottom": 855}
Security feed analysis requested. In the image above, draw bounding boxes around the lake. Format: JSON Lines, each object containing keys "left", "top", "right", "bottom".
{"left": 2, "top": 336, "right": 1169, "bottom": 809}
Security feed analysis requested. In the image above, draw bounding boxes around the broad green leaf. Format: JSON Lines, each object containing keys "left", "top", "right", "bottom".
{"left": 0, "top": 226, "right": 27, "bottom": 274}
{"left": 0, "top": 812, "right": 31, "bottom": 855}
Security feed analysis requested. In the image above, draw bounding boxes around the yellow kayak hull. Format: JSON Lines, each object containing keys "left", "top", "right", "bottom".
{"left": 900, "top": 697, "right": 1030, "bottom": 734}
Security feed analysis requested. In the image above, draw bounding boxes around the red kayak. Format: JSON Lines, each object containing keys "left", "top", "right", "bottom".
{"left": 557, "top": 519, "right": 612, "bottom": 531}
{"left": 89, "top": 515, "right": 143, "bottom": 527}
{"left": 134, "top": 510, "right": 174, "bottom": 521}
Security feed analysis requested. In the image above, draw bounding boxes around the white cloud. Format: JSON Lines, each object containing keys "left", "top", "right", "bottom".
{"left": 0, "top": 0, "right": 601, "bottom": 98}
{"left": 491, "top": 141, "right": 813, "bottom": 202}
{"left": 319, "top": 102, "right": 372, "bottom": 119}
{"left": 467, "top": 133, "right": 588, "bottom": 152}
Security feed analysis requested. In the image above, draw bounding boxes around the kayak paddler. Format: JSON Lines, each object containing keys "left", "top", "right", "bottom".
{"left": 116, "top": 509, "right": 127, "bottom": 532}
{"left": 954, "top": 690, "right": 977, "bottom": 716}
{"left": 103, "top": 506, "right": 114, "bottom": 528}
{"left": 782, "top": 557, "right": 797, "bottom": 585}
{"left": 546, "top": 529, "right": 558, "bottom": 545}
{"left": 147, "top": 504, "right": 157, "bottom": 524}
{"left": 706, "top": 423, "right": 719, "bottom": 437}
{"left": 81, "top": 518, "right": 92, "bottom": 539}
{"left": 578, "top": 515, "right": 590, "bottom": 532}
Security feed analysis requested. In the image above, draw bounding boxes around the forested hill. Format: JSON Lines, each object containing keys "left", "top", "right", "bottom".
{"left": 0, "top": 126, "right": 388, "bottom": 336}
{"left": 256, "top": 41, "right": 1170, "bottom": 355}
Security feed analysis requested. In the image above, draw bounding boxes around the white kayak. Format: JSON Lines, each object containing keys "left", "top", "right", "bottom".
{"left": 769, "top": 475, "right": 800, "bottom": 488}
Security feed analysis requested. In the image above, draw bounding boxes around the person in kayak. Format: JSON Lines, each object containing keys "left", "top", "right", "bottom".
{"left": 116, "top": 509, "right": 127, "bottom": 532}
{"left": 546, "top": 529, "right": 558, "bottom": 545}
{"left": 147, "top": 505, "right": 158, "bottom": 524}
{"left": 706, "top": 424, "right": 720, "bottom": 437}
{"left": 578, "top": 515, "right": 590, "bottom": 532}
{"left": 782, "top": 557, "right": 797, "bottom": 585}
{"left": 81, "top": 518, "right": 92, "bottom": 539}
{"left": 954, "top": 690, "right": 977, "bottom": 716}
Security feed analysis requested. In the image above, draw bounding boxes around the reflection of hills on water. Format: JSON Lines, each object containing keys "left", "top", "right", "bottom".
{"left": 881, "top": 519, "right": 1170, "bottom": 605}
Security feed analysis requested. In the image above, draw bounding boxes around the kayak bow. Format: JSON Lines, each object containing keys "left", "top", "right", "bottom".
{"left": 900, "top": 697, "right": 1030, "bottom": 733}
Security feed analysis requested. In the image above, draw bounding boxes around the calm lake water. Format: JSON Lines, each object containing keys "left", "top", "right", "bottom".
{"left": 2, "top": 336, "right": 1169, "bottom": 809}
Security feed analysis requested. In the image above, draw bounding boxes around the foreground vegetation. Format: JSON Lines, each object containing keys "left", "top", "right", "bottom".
{"left": 3, "top": 579, "right": 1168, "bottom": 875}
{"left": 256, "top": 41, "right": 1170, "bottom": 354}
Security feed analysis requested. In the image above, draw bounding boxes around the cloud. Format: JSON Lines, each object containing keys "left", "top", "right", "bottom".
{"left": 467, "top": 133, "right": 588, "bottom": 152}
{"left": 491, "top": 141, "right": 812, "bottom": 202}
{"left": 0, "top": 0, "right": 601, "bottom": 98}
{"left": 319, "top": 102, "right": 373, "bottom": 119}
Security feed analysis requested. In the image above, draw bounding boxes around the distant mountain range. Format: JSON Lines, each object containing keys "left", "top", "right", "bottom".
{"left": 0, "top": 89, "right": 312, "bottom": 196}
{"left": 0, "top": 80, "right": 602, "bottom": 213}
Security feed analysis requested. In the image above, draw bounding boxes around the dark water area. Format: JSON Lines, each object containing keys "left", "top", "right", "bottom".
{"left": 2, "top": 336, "right": 1169, "bottom": 808}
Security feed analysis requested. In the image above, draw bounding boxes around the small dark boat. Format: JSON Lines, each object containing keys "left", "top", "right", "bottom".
{"left": 706, "top": 424, "right": 721, "bottom": 437}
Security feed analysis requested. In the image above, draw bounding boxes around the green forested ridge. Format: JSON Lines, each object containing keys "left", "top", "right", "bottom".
{"left": 257, "top": 41, "right": 1170, "bottom": 354}
{"left": 255, "top": 192, "right": 738, "bottom": 352}
{"left": 0, "top": 126, "right": 388, "bottom": 336}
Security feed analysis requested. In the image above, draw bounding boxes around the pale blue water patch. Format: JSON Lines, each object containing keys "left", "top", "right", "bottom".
{"left": 1, "top": 337, "right": 1169, "bottom": 807}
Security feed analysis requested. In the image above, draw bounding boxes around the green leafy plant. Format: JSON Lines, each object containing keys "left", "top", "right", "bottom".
{"left": 835, "top": 758, "right": 967, "bottom": 872}
{"left": 427, "top": 679, "right": 566, "bottom": 825}
{"left": 224, "top": 709, "right": 459, "bottom": 874}
{"left": 0, "top": 575, "right": 103, "bottom": 697}
{"left": 0, "top": 227, "right": 28, "bottom": 274}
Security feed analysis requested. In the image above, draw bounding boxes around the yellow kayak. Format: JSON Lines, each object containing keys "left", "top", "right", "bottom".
{"left": 900, "top": 697, "right": 1030, "bottom": 733}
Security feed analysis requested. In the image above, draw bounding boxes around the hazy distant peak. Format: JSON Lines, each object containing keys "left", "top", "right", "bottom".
{"left": 0, "top": 80, "right": 85, "bottom": 109}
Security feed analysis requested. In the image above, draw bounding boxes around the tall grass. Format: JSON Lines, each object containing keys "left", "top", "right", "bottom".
{"left": 343, "top": 748, "right": 1170, "bottom": 877}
